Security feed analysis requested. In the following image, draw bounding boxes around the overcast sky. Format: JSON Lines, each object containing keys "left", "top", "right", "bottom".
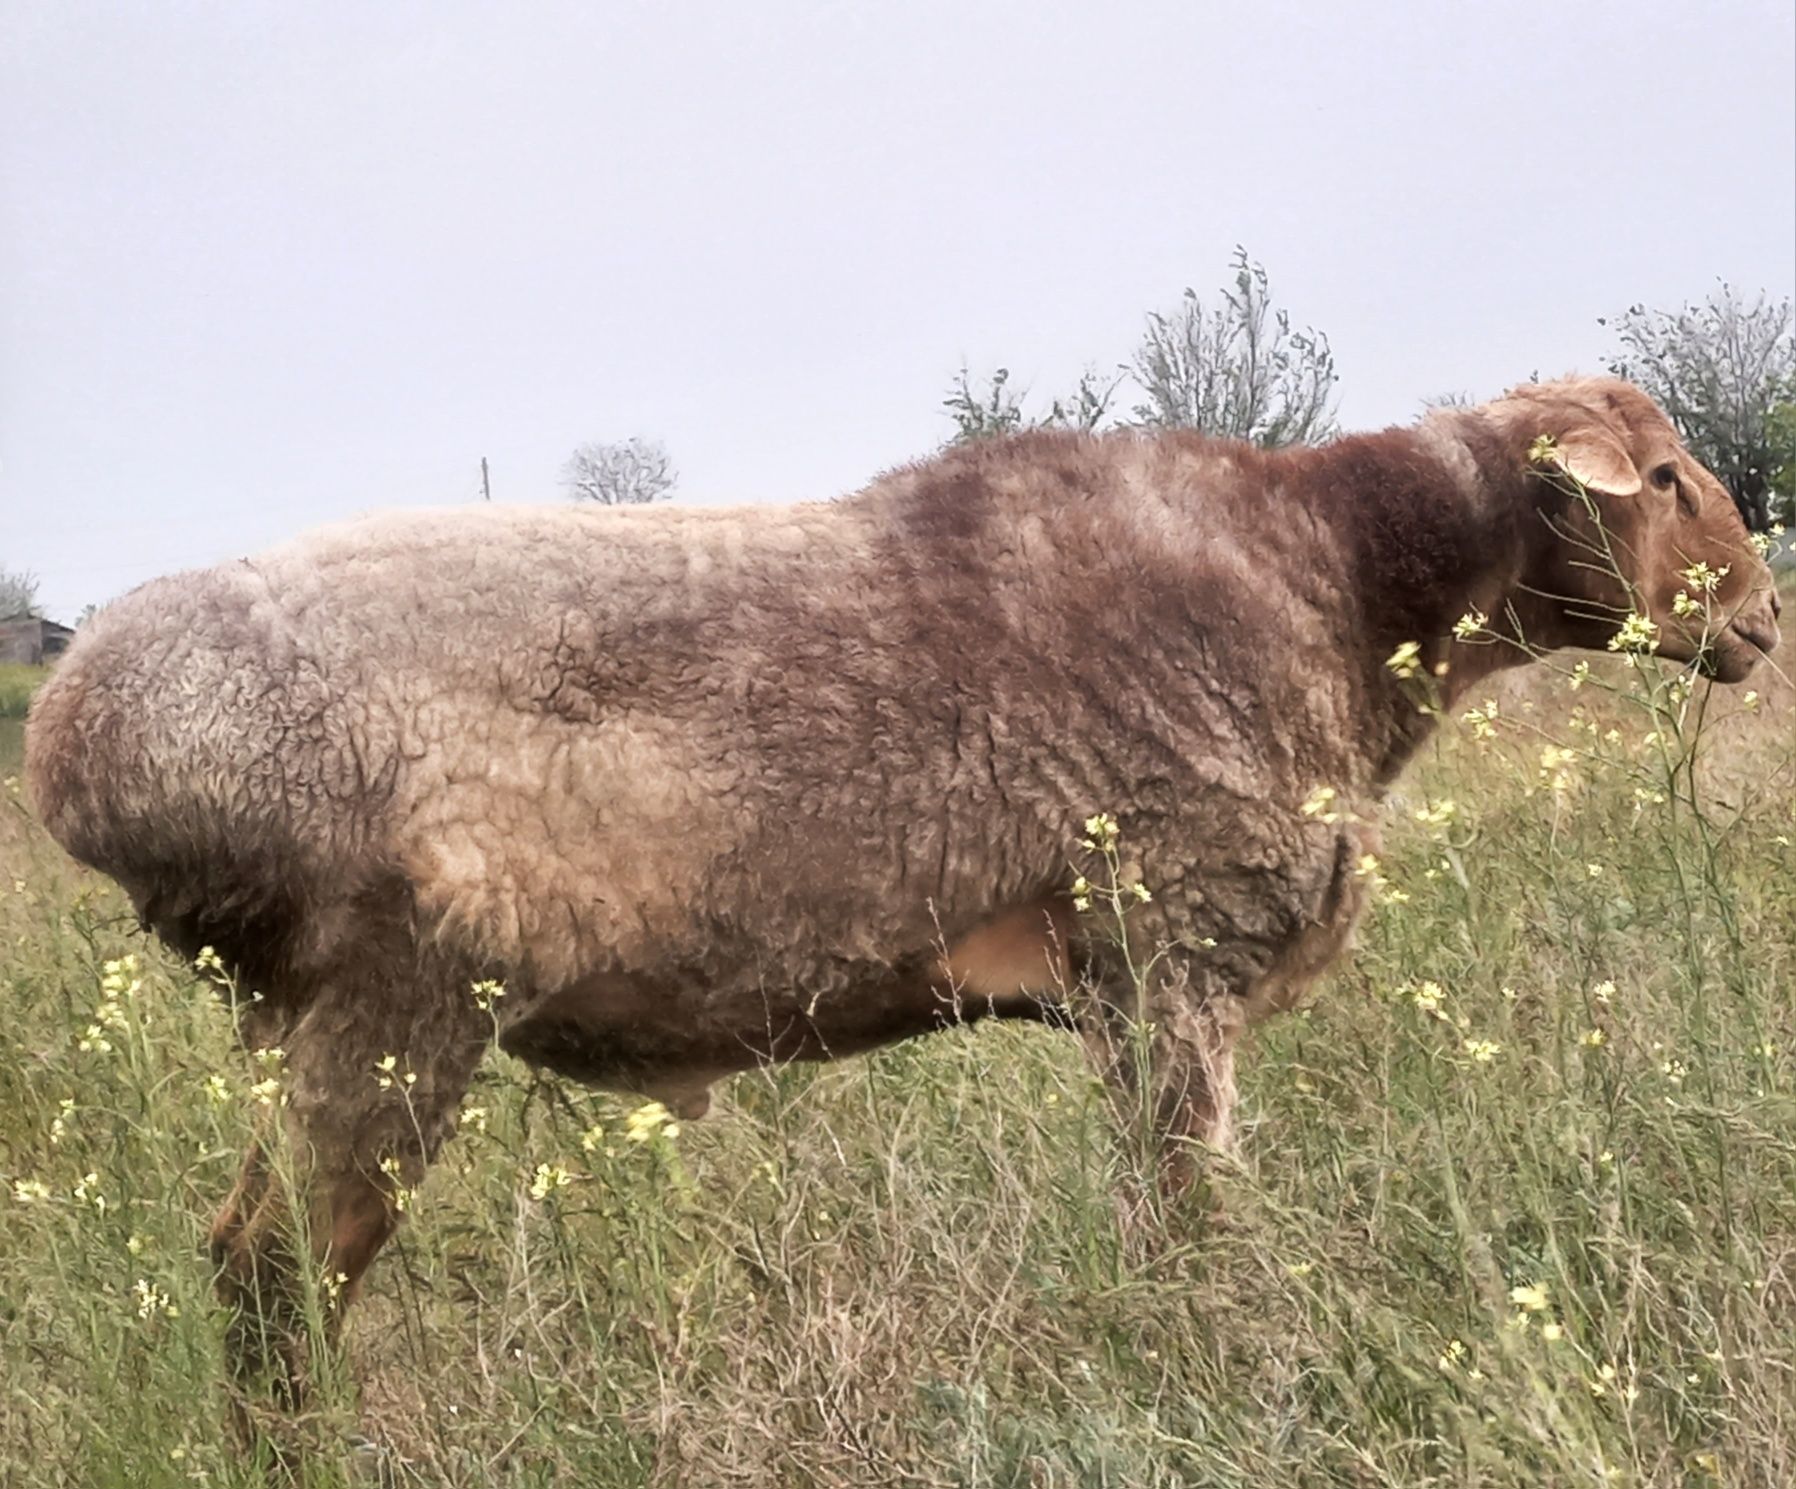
{"left": 3, "top": 1, "right": 1792, "bottom": 622}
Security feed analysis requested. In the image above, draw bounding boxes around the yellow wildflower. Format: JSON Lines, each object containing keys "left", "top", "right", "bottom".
{"left": 132, "top": 1279, "right": 178, "bottom": 1320}
{"left": 528, "top": 1163, "right": 572, "bottom": 1201}
{"left": 1679, "top": 561, "right": 1728, "bottom": 592}
{"left": 1414, "top": 798, "right": 1458, "bottom": 830}
{"left": 1299, "top": 785, "right": 1340, "bottom": 823}
{"left": 625, "top": 1100, "right": 676, "bottom": 1143}
{"left": 1607, "top": 612, "right": 1660, "bottom": 654}
{"left": 1081, "top": 813, "right": 1120, "bottom": 846}
{"left": 1509, "top": 1280, "right": 1551, "bottom": 1313}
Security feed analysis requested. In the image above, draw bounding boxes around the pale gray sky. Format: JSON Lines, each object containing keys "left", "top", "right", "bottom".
{"left": 4, "top": 0, "right": 1792, "bottom": 622}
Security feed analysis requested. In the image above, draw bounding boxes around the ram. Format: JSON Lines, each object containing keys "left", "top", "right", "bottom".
{"left": 25, "top": 376, "right": 1778, "bottom": 1388}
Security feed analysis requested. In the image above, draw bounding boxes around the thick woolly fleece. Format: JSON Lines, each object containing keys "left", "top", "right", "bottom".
{"left": 25, "top": 378, "right": 1773, "bottom": 1116}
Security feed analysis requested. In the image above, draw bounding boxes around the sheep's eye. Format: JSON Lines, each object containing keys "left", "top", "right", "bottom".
{"left": 1652, "top": 463, "right": 1678, "bottom": 490}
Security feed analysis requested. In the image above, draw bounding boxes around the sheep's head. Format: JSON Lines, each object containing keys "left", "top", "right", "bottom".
{"left": 1490, "top": 377, "right": 1780, "bottom": 683}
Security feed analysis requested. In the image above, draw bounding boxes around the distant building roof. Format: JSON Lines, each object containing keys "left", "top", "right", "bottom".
{"left": 0, "top": 615, "right": 76, "bottom": 665}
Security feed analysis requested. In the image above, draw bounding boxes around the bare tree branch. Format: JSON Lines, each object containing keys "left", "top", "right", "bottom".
{"left": 561, "top": 437, "right": 677, "bottom": 506}
{"left": 0, "top": 568, "right": 41, "bottom": 620}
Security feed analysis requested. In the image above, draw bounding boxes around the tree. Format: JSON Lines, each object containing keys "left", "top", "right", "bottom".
{"left": 942, "top": 366, "right": 1027, "bottom": 443}
{"left": 0, "top": 568, "right": 40, "bottom": 620}
{"left": 942, "top": 365, "right": 1120, "bottom": 444}
{"left": 1769, "top": 395, "right": 1796, "bottom": 526}
{"left": 1602, "top": 285, "right": 1796, "bottom": 530}
{"left": 561, "top": 437, "right": 677, "bottom": 506}
{"left": 1130, "top": 247, "right": 1338, "bottom": 445}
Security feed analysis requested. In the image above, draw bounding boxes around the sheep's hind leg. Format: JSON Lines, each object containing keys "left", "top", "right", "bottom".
{"left": 209, "top": 956, "right": 488, "bottom": 1420}
{"left": 1075, "top": 952, "right": 1244, "bottom": 1200}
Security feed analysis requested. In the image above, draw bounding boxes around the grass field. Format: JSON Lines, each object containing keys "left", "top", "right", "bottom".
{"left": 0, "top": 663, "right": 48, "bottom": 722}
{"left": 3, "top": 632, "right": 1795, "bottom": 1487}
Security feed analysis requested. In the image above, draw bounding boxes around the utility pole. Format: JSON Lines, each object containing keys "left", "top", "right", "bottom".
{"left": 480, "top": 456, "right": 492, "bottom": 502}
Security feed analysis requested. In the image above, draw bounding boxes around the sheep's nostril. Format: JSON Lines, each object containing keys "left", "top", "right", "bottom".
{"left": 1772, "top": 590, "right": 1784, "bottom": 621}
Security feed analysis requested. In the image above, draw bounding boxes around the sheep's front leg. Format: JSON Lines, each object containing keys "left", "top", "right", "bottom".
{"left": 209, "top": 969, "right": 488, "bottom": 1411}
{"left": 1076, "top": 951, "right": 1246, "bottom": 1196}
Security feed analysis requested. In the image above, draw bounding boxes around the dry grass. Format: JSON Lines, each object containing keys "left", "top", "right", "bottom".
{"left": 3, "top": 620, "right": 1795, "bottom": 1487}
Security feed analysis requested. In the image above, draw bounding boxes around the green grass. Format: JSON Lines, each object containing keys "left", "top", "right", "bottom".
{"left": 3, "top": 649, "right": 1794, "bottom": 1487}
{"left": 0, "top": 663, "right": 47, "bottom": 722}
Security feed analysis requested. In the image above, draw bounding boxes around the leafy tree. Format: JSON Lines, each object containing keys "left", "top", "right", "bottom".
{"left": 561, "top": 437, "right": 677, "bottom": 506}
{"left": 1769, "top": 395, "right": 1796, "bottom": 526}
{"left": 942, "top": 249, "right": 1337, "bottom": 449}
{"left": 1130, "top": 247, "right": 1338, "bottom": 445}
{"left": 942, "top": 365, "right": 1119, "bottom": 444}
{"left": 1602, "top": 285, "right": 1796, "bottom": 530}
{"left": 942, "top": 366, "right": 1027, "bottom": 443}
{"left": 0, "top": 568, "right": 40, "bottom": 621}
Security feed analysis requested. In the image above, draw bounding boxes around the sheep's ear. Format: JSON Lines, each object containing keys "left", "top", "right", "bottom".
{"left": 1552, "top": 427, "right": 1642, "bottom": 497}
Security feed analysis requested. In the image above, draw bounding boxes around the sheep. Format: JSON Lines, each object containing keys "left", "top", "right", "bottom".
{"left": 24, "top": 375, "right": 1780, "bottom": 1393}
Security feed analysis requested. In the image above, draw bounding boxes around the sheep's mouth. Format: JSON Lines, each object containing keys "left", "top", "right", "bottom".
{"left": 1697, "top": 616, "right": 1780, "bottom": 682}
{"left": 1729, "top": 614, "right": 1780, "bottom": 658}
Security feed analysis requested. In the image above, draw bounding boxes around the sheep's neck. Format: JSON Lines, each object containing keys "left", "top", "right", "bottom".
{"left": 1328, "top": 428, "right": 1547, "bottom": 787}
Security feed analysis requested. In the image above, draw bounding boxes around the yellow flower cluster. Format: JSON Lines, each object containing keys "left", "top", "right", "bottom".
{"left": 374, "top": 1052, "right": 418, "bottom": 1093}
{"left": 1300, "top": 785, "right": 1341, "bottom": 824}
{"left": 378, "top": 1155, "right": 413, "bottom": 1213}
{"left": 1437, "top": 1336, "right": 1486, "bottom": 1380}
{"left": 1679, "top": 561, "right": 1729, "bottom": 593}
{"left": 132, "top": 1279, "right": 179, "bottom": 1320}
{"left": 1538, "top": 745, "right": 1578, "bottom": 794}
{"left": 528, "top": 1163, "right": 572, "bottom": 1200}
{"left": 1413, "top": 798, "right": 1458, "bottom": 832}
{"left": 1078, "top": 813, "right": 1120, "bottom": 851}
{"left": 625, "top": 1100, "right": 680, "bottom": 1143}
{"left": 77, "top": 955, "right": 144, "bottom": 1055}
{"left": 1460, "top": 699, "right": 1500, "bottom": 741}
{"left": 1506, "top": 1280, "right": 1560, "bottom": 1340}
{"left": 1607, "top": 612, "right": 1660, "bottom": 655}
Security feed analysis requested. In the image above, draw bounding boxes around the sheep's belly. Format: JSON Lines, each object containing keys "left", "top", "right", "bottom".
{"left": 493, "top": 972, "right": 952, "bottom": 1118}
{"left": 493, "top": 899, "right": 1076, "bottom": 1116}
